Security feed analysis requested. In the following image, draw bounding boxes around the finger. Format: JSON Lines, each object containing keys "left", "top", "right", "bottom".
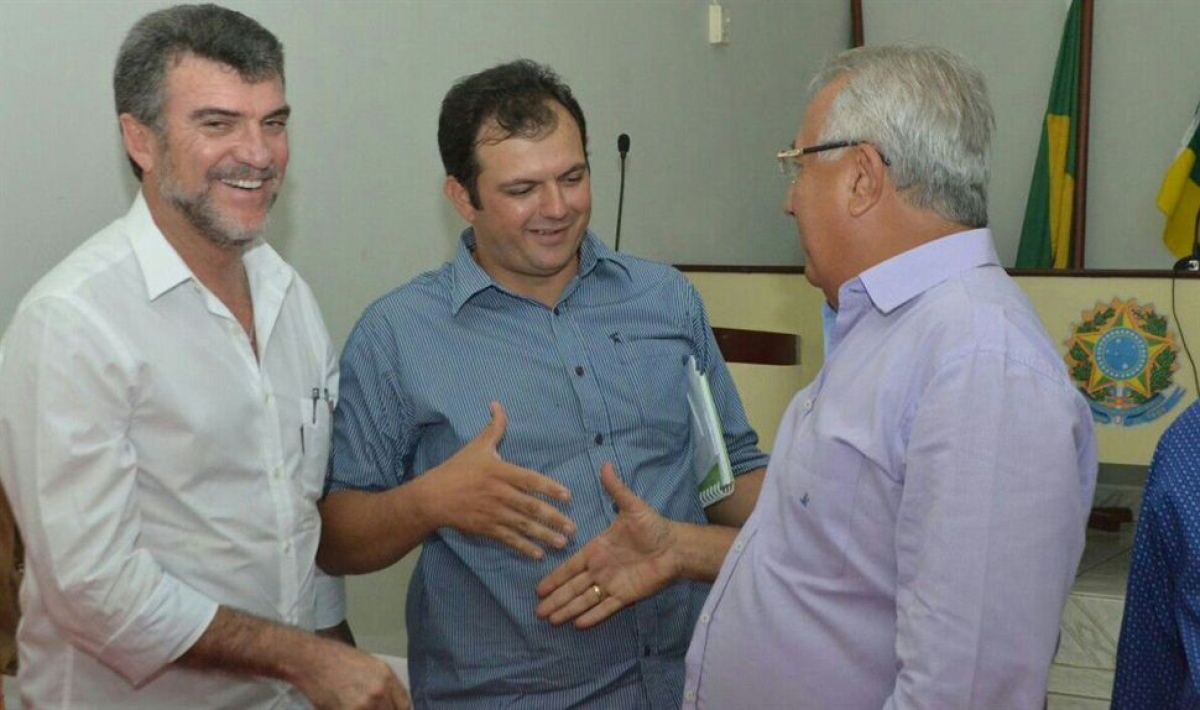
{"left": 599, "top": 463, "right": 642, "bottom": 514}
{"left": 546, "top": 590, "right": 598, "bottom": 626}
{"left": 543, "top": 573, "right": 605, "bottom": 625}
{"left": 493, "top": 525, "right": 547, "bottom": 560}
{"left": 575, "top": 596, "right": 625, "bottom": 630}
{"left": 487, "top": 474, "right": 573, "bottom": 537}
{"left": 536, "top": 549, "right": 589, "bottom": 597}
{"left": 503, "top": 463, "right": 572, "bottom": 505}
{"left": 536, "top": 568, "right": 592, "bottom": 615}
{"left": 476, "top": 400, "right": 508, "bottom": 449}
{"left": 506, "top": 508, "right": 570, "bottom": 551}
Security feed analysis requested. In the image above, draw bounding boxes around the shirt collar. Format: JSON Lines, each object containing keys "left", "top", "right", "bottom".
{"left": 449, "top": 228, "right": 631, "bottom": 314}
{"left": 127, "top": 190, "right": 292, "bottom": 302}
{"left": 848, "top": 228, "right": 999, "bottom": 315}
{"left": 127, "top": 192, "right": 192, "bottom": 301}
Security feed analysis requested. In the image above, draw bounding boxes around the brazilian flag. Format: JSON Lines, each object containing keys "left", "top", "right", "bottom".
{"left": 1158, "top": 113, "right": 1200, "bottom": 259}
{"left": 1016, "top": 0, "right": 1082, "bottom": 269}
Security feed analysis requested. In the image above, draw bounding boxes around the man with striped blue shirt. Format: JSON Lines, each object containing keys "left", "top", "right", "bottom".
{"left": 318, "top": 60, "right": 767, "bottom": 709}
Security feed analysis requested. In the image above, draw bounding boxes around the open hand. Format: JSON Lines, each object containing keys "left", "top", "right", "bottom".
{"left": 535, "top": 463, "right": 679, "bottom": 628}
{"left": 428, "top": 401, "right": 576, "bottom": 559}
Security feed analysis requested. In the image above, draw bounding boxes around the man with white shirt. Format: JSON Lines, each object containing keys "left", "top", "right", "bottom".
{"left": 0, "top": 5, "right": 407, "bottom": 708}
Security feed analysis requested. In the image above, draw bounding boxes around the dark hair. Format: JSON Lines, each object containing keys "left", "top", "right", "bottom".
{"left": 113, "top": 3, "right": 284, "bottom": 180}
{"left": 438, "top": 59, "right": 588, "bottom": 208}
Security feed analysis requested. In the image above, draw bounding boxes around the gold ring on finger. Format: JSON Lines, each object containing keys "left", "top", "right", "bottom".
{"left": 591, "top": 584, "right": 604, "bottom": 602}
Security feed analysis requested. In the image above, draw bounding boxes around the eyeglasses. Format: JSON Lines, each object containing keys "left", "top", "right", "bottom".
{"left": 776, "top": 140, "right": 891, "bottom": 183}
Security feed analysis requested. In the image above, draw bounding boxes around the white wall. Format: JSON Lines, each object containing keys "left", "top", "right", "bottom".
{"left": 0, "top": 0, "right": 846, "bottom": 656}
{"left": 0, "top": 0, "right": 850, "bottom": 342}
{"left": 864, "top": 0, "right": 1200, "bottom": 269}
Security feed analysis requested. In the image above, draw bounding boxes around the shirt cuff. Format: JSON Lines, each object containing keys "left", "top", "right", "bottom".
{"left": 314, "top": 570, "right": 347, "bottom": 629}
{"left": 100, "top": 571, "right": 217, "bottom": 686}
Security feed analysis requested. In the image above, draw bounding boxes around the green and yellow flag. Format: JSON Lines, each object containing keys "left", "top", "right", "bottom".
{"left": 1016, "top": 0, "right": 1082, "bottom": 269}
{"left": 1158, "top": 112, "right": 1200, "bottom": 259}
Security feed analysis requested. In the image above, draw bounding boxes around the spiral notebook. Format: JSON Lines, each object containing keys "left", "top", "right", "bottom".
{"left": 687, "top": 356, "right": 734, "bottom": 507}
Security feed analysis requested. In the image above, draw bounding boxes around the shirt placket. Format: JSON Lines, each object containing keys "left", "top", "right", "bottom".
{"left": 200, "top": 284, "right": 299, "bottom": 626}
{"left": 550, "top": 301, "right": 616, "bottom": 490}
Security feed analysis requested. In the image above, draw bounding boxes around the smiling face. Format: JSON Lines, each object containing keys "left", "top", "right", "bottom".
{"left": 445, "top": 101, "right": 591, "bottom": 306}
{"left": 124, "top": 53, "right": 290, "bottom": 251}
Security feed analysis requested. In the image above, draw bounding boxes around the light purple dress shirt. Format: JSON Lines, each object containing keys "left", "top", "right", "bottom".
{"left": 683, "top": 229, "right": 1097, "bottom": 709}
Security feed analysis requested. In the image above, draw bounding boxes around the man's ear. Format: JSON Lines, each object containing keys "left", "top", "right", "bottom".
{"left": 847, "top": 144, "right": 887, "bottom": 218}
{"left": 444, "top": 176, "right": 478, "bottom": 223}
{"left": 119, "top": 113, "right": 157, "bottom": 177}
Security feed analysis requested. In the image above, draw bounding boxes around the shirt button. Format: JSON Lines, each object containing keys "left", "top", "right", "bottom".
{"left": 803, "top": 398, "right": 814, "bottom": 411}
{"left": 684, "top": 690, "right": 696, "bottom": 702}
{"left": 575, "top": 365, "right": 585, "bottom": 377}
{"left": 594, "top": 433, "right": 604, "bottom": 445}
{"left": 553, "top": 307, "right": 561, "bottom": 315}
{"left": 699, "top": 612, "right": 710, "bottom": 624}
{"left": 282, "top": 541, "right": 292, "bottom": 553}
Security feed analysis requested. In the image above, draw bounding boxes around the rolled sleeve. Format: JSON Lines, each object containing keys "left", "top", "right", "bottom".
{"left": 313, "top": 570, "right": 347, "bottom": 629}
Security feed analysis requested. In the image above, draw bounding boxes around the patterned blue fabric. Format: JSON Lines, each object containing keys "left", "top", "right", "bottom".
{"left": 329, "top": 229, "right": 767, "bottom": 709}
{"left": 1113, "top": 400, "right": 1200, "bottom": 708}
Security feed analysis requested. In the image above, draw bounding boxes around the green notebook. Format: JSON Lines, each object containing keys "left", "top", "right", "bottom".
{"left": 687, "top": 356, "right": 734, "bottom": 507}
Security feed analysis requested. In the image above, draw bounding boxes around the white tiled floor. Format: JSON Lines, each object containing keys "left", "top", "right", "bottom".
{"left": 1047, "top": 523, "right": 1136, "bottom": 709}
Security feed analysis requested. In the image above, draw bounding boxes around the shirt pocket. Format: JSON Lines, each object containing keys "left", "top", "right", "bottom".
{"left": 768, "top": 434, "right": 865, "bottom": 579}
{"left": 298, "top": 391, "right": 333, "bottom": 502}
{"left": 614, "top": 336, "right": 691, "bottom": 436}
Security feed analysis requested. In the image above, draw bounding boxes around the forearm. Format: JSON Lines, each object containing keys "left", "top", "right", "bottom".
{"left": 705, "top": 467, "right": 765, "bottom": 527}
{"left": 317, "top": 479, "right": 437, "bottom": 575}
{"left": 177, "top": 606, "right": 395, "bottom": 705}
{"left": 668, "top": 520, "right": 740, "bottom": 583}
{"left": 177, "top": 606, "right": 319, "bottom": 683}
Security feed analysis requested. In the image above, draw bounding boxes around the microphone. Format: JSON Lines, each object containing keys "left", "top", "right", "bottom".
{"left": 615, "top": 134, "right": 631, "bottom": 252}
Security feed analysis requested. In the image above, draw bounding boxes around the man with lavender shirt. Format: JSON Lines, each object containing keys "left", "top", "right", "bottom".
{"left": 540, "top": 44, "right": 1097, "bottom": 709}
{"left": 680, "top": 44, "right": 1098, "bottom": 709}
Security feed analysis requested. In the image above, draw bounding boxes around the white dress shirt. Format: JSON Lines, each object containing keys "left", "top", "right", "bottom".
{"left": 0, "top": 193, "right": 342, "bottom": 708}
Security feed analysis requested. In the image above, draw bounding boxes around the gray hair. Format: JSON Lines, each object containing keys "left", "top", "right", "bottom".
{"left": 810, "top": 44, "right": 993, "bottom": 228}
{"left": 114, "top": 4, "right": 284, "bottom": 180}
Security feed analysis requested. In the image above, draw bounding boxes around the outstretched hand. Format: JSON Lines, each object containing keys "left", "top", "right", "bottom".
{"left": 535, "top": 463, "right": 679, "bottom": 629}
{"left": 427, "top": 401, "right": 576, "bottom": 559}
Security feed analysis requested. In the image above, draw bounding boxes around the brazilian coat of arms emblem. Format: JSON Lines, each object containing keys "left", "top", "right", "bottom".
{"left": 1064, "top": 298, "right": 1185, "bottom": 426}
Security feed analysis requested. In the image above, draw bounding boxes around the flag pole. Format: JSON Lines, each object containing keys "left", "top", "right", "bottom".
{"left": 850, "top": 0, "right": 864, "bottom": 48}
{"left": 1071, "top": 0, "right": 1094, "bottom": 268}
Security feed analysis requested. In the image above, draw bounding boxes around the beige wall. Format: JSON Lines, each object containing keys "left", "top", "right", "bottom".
{"left": 687, "top": 271, "right": 1200, "bottom": 465}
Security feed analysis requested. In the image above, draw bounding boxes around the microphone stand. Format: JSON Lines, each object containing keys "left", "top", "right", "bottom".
{"left": 615, "top": 134, "right": 629, "bottom": 252}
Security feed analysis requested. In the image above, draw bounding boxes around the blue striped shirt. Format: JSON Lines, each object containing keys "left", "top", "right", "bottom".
{"left": 329, "top": 229, "right": 767, "bottom": 709}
